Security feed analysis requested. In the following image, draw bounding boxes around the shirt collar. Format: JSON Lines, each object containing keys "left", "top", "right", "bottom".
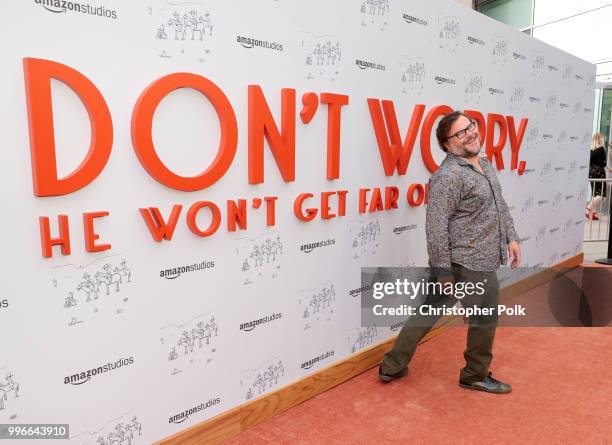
{"left": 446, "top": 152, "right": 489, "bottom": 173}
{"left": 446, "top": 152, "right": 472, "bottom": 166}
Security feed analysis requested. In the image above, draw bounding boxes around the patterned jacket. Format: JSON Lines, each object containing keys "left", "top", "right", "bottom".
{"left": 425, "top": 152, "right": 519, "bottom": 271}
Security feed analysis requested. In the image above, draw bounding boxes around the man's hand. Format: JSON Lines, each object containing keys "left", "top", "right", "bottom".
{"left": 508, "top": 240, "right": 521, "bottom": 268}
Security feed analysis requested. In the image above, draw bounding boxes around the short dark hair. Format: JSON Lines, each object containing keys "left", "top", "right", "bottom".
{"left": 435, "top": 110, "right": 471, "bottom": 152}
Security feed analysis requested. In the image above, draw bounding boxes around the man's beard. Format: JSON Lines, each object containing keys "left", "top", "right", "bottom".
{"left": 456, "top": 134, "right": 481, "bottom": 158}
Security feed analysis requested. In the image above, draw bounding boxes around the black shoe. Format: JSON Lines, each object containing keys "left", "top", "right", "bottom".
{"left": 459, "top": 372, "right": 512, "bottom": 394}
{"left": 379, "top": 365, "right": 408, "bottom": 383}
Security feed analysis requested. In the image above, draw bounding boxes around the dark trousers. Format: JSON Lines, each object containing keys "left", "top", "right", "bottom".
{"left": 380, "top": 263, "right": 500, "bottom": 384}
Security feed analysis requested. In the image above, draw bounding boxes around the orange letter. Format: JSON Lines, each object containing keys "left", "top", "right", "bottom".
{"left": 368, "top": 100, "right": 425, "bottom": 176}
{"left": 385, "top": 186, "right": 399, "bottom": 210}
{"left": 294, "top": 193, "right": 317, "bottom": 221}
{"left": 337, "top": 190, "right": 348, "bottom": 217}
{"left": 24, "top": 58, "right": 113, "bottom": 197}
{"left": 321, "top": 191, "right": 336, "bottom": 219}
{"left": 132, "top": 73, "right": 237, "bottom": 191}
{"left": 187, "top": 201, "right": 221, "bottom": 237}
{"left": 264, "top": 196, "right": 278, "bottom": 226}
{"left": 39, "top": 215, "right": 71, "bottom": 258}
{"left": 227, "top": 199, "right": 247, "bottom": 232}
{"left": 359, "top": 188, "right": 370, "bottom": 214}
{"left": 248, "top": 86, "right": 296, "bottom": 184}
{"left": 420, "top": 105, "right": 453, "bottom": 173}
{"left": 486, "top": 113, "right": 507, "bottom": 170}
{"left": 139, "top": 205, "right": 183, "bottom": 242}
{"left": 464, "top": 109, "right": 486, "bottom": 147}
{"left": 506, "top": 116, "right": 528, "bottom": 171}
{"left": 407, "top": 184, "right": 425, "bottom": 207}
{"left": 369, "top": 188, "right": 384, "bottom": 213}
{"left": 83, "top": 211, "right": 111, "bottom": 252}
{"left": 321, "top": 93, "right": 349, "bottom": 180}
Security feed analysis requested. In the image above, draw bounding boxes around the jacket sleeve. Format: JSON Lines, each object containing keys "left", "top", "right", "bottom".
{"left": 425, "top": 172, "right": 461, "bottom": 268}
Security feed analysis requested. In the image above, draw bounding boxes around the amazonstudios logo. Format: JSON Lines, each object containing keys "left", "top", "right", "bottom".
{"left": 169, "top": 398, "right": 221, "bottom": 424}
{"left": 35, "top": 0, "right": 117, "bottom": 19}
{"left": 236, "top": 35, "right": 283, "bottom": 51}
{"left": 159, "top": 260, "right": 215, "bottom": 279}
{"left": 64, "top": 356, "right": 134, "bottom": 385}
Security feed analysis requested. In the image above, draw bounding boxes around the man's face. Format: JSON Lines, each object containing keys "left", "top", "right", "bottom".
{"left": 444, "top": 115, "right": 481, "bottom": 158}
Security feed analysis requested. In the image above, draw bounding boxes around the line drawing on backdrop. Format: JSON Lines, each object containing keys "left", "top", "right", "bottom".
{"left": 241, "top": 358, "right": 285, "bottom": 401}
{"left": 532, "top": 54, "right": 545, "bottom": 78}
{"left": 70, "top": 413, "right": 142, "bottom": 445}
{"left": 298, "top": 281, "right": 336, "bottom": 331}
{"left": 160, "top": 314, "right": 218, "bottom": 376}
{"left": 399, "top": 56, "right": 426, "bottom": 96}
{"left": 0, "top": 370, "right": 19, "bottom": 413}
{"left": 53, "top": 257, "right": 133, "bottom": 327}
{"left": 152, "top": 2, "right": 213, "bottom": 63}
{"left": 464, "top": 72, "right": 483, "bottom": 104}
{"left": 235, "top": 232, "right": 283, "bottom": 286}
{"left": 491, "top": 36, "right": 509, "bottom": 66}
{"left": 572, "top": 100, "right": 582, "bottom": 118}
{"left": 347, "top": 326, "right": 378, "bottom": 353}
{"left": 161, "top": 10, "right": 213, "bottom": 41}
{"left": 563, "top": 217, "right": 574, "bottom": 239}
{"left": 552, "top": 191, "right": 563, "bottom": 213}
{"left": 538, "top": 160, "right": 553, "bottom": 184}
{"left": 437, "top": 13, "right": 460, "bottom": 52}
{"left": 349, "top": 218, "right": 381, "bottom": 260}
{"left": 510, "top": 85, "right": 525, "bottom": 111}
{"left": 545, "top": 93, "right": 558, "bottom": 116}
{"left": 360, "top": 0, "right": 390, "bottom": 32}
{"left": 562, "top": 64, "right": 574, "bottom": 88}
{"left": 524, "top": 126, "right": 540, "bottom": 158}
{"left": 587, "top": 74, "right": 595, "bottom": 89}
{"left": 567, "top": 161, "right": 578, "bottom": 182}
{"left": 301, "top": 31, "right": 342, "bottom": 82}
{"left": 535, "top": 224, "right": 549, "bottom": 249}
{"left": 557, "top": 129, "right": 568, "bottom": 147}
{"left": 581, "top": 131, "right": 591, "bottom": 146}
{"left": 520, "top": 193, "right": 535, "bottom": 219}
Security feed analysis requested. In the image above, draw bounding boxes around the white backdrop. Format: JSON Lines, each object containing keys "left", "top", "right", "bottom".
{"left": 0, "top": 0, "right": 594, "bottom": 443}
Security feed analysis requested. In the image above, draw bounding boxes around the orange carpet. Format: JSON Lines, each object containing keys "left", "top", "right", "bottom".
{"left": 226, "top": 326, "right": 612, "bottom": 444}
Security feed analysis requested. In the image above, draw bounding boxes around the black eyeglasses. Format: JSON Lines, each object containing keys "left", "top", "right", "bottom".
{"left": 446, "top": 121, "right": 476, "bottom": 141}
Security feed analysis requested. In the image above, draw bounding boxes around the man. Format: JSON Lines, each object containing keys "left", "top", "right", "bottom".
{"left": 378, "top": 111, "right": 521, "bottom": 394}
